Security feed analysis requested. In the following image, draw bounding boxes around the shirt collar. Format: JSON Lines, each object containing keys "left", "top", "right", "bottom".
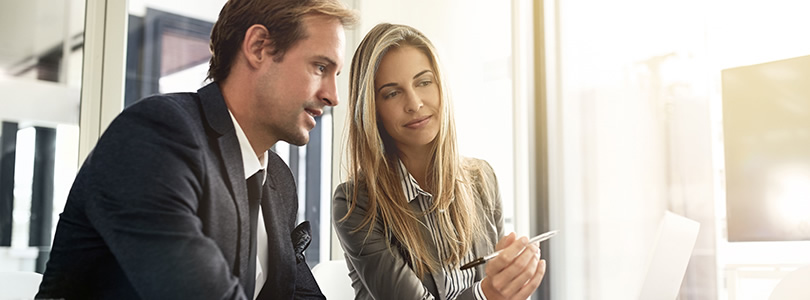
{"left": 397, "top": 159, "right": 431, "bottom": 203}
{"left": 228, "top": 110, "right": 267, "bottom": 181}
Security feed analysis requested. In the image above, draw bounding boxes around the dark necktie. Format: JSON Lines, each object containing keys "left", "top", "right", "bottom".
{"left": 246, "top": 169, "right": 264, "bottom": 299}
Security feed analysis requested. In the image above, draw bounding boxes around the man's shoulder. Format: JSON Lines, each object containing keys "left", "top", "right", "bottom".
{"left": 94, "top": 91, "right": 212, "bottom": 153}
{"left": 112, "top": 91, "right": 212, "bottom": 131}
{"left": 128, "top": 92, "right": 201, "bottom": 114}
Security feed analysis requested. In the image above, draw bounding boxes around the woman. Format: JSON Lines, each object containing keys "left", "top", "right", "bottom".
{"left": 333, "top": 23, "right": 545, "bottom": 300}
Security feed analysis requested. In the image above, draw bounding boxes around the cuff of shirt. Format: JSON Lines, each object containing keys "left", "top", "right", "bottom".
{"left": 473, "top": 280, "right": 488, "bottom": 300}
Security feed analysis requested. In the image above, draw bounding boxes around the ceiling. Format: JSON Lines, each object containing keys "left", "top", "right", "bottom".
{"left": 0, "top": 0, "right": 85, "bottom": 73}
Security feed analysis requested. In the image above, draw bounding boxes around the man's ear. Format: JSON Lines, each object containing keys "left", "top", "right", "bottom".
{"left": 241, "top": 24, "right": 273, "bottom": 69}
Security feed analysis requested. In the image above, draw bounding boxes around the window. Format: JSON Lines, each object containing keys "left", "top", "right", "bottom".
{"left": 543, "top": 0, "right": 810, "bottom": 299}
{"left": 0, "top": 0, "right": 85, "bottom": 273}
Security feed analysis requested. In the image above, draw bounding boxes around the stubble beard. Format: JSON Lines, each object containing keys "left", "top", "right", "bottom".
{"left": 279, "top": 120, "right": 310, "bottom": 146}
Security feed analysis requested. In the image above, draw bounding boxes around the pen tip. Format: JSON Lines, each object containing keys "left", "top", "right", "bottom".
{"left": 460, "top": 258, "right": 484, "bottom": 270}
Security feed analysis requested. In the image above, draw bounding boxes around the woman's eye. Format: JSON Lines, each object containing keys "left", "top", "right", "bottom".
{"left": 383, "top": 91, "right": 400, "bottom": 99}
{"left": 417, "top": 80, "right": 432, "bottom": 87}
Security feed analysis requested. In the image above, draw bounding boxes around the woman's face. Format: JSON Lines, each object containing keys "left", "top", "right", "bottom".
{"left": 374, "top": 45, "right": 441, "bottom": 153}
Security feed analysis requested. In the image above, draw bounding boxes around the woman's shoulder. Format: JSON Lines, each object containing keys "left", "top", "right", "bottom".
{"left": 332, "top": 178, "right": 379, "bottom": 234}
{"left": 334, "top": 178, "right": 371, "bottom": 206}
{"left": 461, "top": 157, "right": 500, "bottom": 209}
{"left": 461, "top": 157, "right": 497, "bottom": 183}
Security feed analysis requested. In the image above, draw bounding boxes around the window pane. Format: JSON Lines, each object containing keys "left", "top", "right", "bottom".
{"left": 547, "top": 0, "right": 810, "bottom": 299}
{"left": 0, "top": 0, "right": 84, "bottom": 273}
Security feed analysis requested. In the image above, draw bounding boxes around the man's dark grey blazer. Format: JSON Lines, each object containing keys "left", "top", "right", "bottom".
{"left": 36, "top": 83, "right": 324, "bottom": 300}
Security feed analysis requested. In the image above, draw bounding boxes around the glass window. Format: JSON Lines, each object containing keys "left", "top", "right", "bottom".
{"left": 544, "top": 0, "right": 810, "bottom": 299}
{"left": 0, "top": 0, "right": 85, "bottom": 272}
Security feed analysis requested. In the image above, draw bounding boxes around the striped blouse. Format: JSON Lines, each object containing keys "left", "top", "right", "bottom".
{"left": 397, "top": 160, "right": 488, "bottom": 300}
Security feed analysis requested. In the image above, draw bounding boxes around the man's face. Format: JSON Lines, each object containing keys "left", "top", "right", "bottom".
{"left": 253, "top": 15, "right": 345, "bottom": 146}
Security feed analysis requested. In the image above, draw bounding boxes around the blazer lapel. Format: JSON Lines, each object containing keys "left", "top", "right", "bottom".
{"left": 198, "top": 83, "right": 252, "bottom": 288}
{"left": 409, "top": 200, "right": 447, "bottom": 299}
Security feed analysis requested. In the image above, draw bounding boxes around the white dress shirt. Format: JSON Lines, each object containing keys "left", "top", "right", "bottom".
{"left": 228, "top": 110, "right": 269, "bottom": 299}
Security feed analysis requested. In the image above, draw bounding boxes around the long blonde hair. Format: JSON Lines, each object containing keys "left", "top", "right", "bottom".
{"left": 340, "top": 23, "right": 485, "bottom": 278}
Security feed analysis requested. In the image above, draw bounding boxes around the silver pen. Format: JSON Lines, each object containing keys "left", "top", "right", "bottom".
{"left": 460, "top": 230, "right": 558, "bottom": 270}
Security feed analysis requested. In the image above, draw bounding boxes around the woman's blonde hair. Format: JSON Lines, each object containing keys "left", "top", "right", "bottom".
{"left": 340, "top": 23, "right": 486, "bottom": 278}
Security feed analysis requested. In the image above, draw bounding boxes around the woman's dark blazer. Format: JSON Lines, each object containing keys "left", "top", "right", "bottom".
{"left": 333, "top": 158, "right": 504, "bottom": 300}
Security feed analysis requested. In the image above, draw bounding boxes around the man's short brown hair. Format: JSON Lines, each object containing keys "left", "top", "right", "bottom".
{"left": 207, "top": 0, "right": 357, "bottom": 82}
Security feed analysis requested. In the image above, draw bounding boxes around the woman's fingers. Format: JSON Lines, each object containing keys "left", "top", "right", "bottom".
{"left": 485, "top": 236, "right": 540, "bottom": 295}
{"left": 512, "top": 259, "right": 546, "bottom": 300}
{"left": 496, "top": 243, "right": 540, "bottom": 296}
{"left": 486, "top": 235, "right": 527, "bottom": 277}
{"left": 484, "top": 233, "right": 548, "bottom": 300}
{"left": 495, "top": 232, "right": 516, "bottom": 250}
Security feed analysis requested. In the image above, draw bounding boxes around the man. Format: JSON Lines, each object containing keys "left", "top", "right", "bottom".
{"left": 36, "top": 0, "right": 356, "bottom": 299}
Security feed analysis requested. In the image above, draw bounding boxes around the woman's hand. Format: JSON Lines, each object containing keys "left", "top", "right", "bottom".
{"left": 481, "top": 233, "right": 546, "bottom": 300}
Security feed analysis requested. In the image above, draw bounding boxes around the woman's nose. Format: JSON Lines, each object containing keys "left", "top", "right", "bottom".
{"left": 404, "top": 90, "right": 423, "bottom": 113}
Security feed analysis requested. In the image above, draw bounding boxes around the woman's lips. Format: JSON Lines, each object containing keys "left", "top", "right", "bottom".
{"left": 404, "top": 115, "right": 431, "bottom": 129}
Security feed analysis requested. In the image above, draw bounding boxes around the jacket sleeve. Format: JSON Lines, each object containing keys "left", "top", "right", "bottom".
{"left": 332, "top": 182, "right": 436, "bottom": 300}
{"left": 83, "top": 97, "right": 247, "bottom": 299}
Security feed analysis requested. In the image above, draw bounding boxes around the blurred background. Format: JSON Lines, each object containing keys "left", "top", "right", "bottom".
{"left": 1, "top": 0, "right": 808, "bottom": 299}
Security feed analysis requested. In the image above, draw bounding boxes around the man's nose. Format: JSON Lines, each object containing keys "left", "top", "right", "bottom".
{"left": 319, "top": 76, "right": 339, "bottom": 107}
